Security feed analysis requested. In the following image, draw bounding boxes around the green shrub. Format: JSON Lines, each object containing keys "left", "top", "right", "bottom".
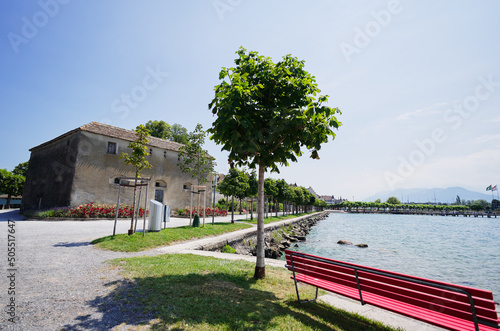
{"left": 221, "top": 244, "right": 236, "bottom": 254}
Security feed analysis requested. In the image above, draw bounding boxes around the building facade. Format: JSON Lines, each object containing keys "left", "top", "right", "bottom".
{"left": 21, "top": 122, "right": 213, "bottom": 213}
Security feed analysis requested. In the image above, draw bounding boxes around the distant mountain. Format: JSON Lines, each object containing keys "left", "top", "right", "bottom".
{"left": 363, "top": 187, "right": 496, "bottom": 204}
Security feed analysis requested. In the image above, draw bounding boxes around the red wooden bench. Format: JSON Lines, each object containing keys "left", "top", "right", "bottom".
{"left": 285, "top": 249, "right": 500, "bottom": 331}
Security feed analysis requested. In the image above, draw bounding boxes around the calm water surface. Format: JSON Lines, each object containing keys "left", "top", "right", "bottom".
{"left": 294, "top": 212, "right": 500, "bottom": 301}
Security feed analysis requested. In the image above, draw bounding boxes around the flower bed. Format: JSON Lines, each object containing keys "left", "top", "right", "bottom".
{"left": 177, "top": 207, "right": 228, "bottom": 217}
{"left": 50, "top": 203, "right": 147, "bottom": 218}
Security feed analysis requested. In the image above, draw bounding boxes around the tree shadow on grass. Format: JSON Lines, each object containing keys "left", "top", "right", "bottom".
{"left": 62, "top": 269, "right": 397, "bottom": 330}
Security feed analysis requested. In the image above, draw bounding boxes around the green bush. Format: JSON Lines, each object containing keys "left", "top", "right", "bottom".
{"left": 221, "top": 244, "right": 236, "bottom": 254}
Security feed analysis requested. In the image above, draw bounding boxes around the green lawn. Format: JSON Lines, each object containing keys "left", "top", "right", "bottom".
{"left": 91, "top": 222, "right": 252, "bottom": 252}
{"left": 243, "top": 212, "right": 316, "bottom": 225}
{"left": 107, "top": 254, "right": 400, "bottom": 330}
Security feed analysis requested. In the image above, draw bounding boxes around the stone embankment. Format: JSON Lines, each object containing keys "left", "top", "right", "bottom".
{"left": 224, "top": 213, "right": 329, "bottom": 259}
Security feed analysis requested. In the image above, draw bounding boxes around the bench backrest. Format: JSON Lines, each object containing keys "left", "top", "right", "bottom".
{"left": 285, "top": 249, "right": 500, "bottom": 328}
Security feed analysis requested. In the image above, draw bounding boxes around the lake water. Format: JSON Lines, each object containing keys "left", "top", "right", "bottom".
{"left": 293, "top": 212, "right": 500, "bottom": 302}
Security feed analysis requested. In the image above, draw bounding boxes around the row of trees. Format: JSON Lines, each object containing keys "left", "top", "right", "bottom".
{"left": 334, "top": 199, "right": 500, "bottom": 212}
{"left": 216, "top": 168, "right": 327, "bottom": 222}
{"left": 0, "top": 162, "right": 28, "bottom": 209}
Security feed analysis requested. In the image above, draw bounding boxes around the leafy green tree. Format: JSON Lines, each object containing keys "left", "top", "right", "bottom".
{"left": 120, "top": 124, "right": 153, "bottom": 234}
{"left": 13, "top": 161, "right": 29, "bottom": 177}
{"left": 0, "top": 169, "right": 25, "bottom": 209}
{"left": 171, "top": 123, "right": 189, "bottom": 144}
{"left": 264, "top": 178, "right": 278, "bottom": 216}
{"left": 144, "top": 120, "right": 172, "bottom": 140}
{"left": 143, "top": 120, "right": 189, "bottom": 144}
{"left": 472, "top": 199, "right": 489, "bottom": 209}
{"left": 386, "top": 196, "right": 401, "bottom": 205}
{"left": 177, "top": 124, "right": 215, "bottom": 186}
{"left": 209, "top": 47, "right": 341, "bottom": 279}
{"left": 470, "top": 203, "right": 484, "bottom": 211}
{"left": 276, "top": 179, "right": 292, "bottom": 215}
{"left": 290, "top": 186, "right": 305, "bottom": 214}
{"left": 217, "top": 168, "right": 249, "bottom": 222}
{"left": 245, "top": 169, "right": 258, "bottom": 219}
{"left": 374, "top": 198, "right": 381, "bottom": 203}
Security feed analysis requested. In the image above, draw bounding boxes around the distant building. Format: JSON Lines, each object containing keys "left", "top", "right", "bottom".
{"left": 21, "top": 122, "right": 213, "bottom": 213}
{"left": 318, "top": 194, "right": 347, "bottom": 205}
{"left": 307, "top": 186, "right": 319, "bottom": 198}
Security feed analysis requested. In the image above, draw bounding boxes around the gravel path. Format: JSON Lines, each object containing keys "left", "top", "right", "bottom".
{"left": 0, "top": 214, "right": 153, "bottom": 330}
{"left": 0, "top": 210, "right": 252, "bottom": 331}
{"left": 0, "top": 209, "right": 278, "bottom": 331}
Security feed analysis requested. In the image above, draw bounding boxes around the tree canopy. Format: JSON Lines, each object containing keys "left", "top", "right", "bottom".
{"left": 209, "top": 47, "right": 341, "bottom": 173}
{"left": 386, "top": 196, "right": 401, "bottom": 205}
{"left": 217, "top": 168, "right": 249, "bottom": 222}
{"left": 209, "top": 47, "right": 341, "bottom": 279}
{"left": 120, "top": 124, "right": 152, "bottom": 234}
{"left": 13, "top": 161, "right": 29, "bottom": 177}
{"left": 143, "top": 120, "right": 189, "bottom": 144}
{"left": 0, "top": 168, "right": 25, "bottom": 208}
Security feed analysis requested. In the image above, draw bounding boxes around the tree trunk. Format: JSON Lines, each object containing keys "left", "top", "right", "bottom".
{"left": 254, "top": 161, "right": 266, "bottom": 279}
{"left": 231, "top": 195, "right": 234, "bottom": 223}
{"left": 250, "top": 198, "right": 254, "bottom": 220}
{"left": 6, "top": 194, "right": 12, "bottom": 209}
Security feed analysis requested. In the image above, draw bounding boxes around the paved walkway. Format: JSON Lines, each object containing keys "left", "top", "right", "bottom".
{"left": 0, "top": 209, "right": 443, "bottom": 330}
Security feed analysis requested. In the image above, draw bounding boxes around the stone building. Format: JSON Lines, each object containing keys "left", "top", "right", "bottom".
{"left": 21, "top": 122, "right": 213, "bottom": 213}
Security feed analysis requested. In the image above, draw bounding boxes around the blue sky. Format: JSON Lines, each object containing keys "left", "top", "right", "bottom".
{"left": 1, "top": 0, "right": 499, "bottom": 201}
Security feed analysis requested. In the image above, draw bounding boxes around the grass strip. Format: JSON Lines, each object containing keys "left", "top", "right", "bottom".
{"left": 91, "top": 222, "right": 252, "bottom": 252}
{"left": 243, "top": 212, "right": 315, "bottom": 225}
{"left": 107, "top": 254, "right": 400, "bottom": 330}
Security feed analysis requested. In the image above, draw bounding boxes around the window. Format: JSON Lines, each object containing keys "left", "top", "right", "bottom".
{"left": 107, "top": 142, "right": 117, "bottom": 154}
{"left": 183, "top": 182, "right": 192, "bottom": 190}
{"left": 155, "top": 180, "right": 167, "bottom": 188}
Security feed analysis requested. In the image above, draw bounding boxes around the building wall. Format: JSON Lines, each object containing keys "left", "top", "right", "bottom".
{"left": 71, "top": 131, "right": 213, "bottom": 213}
{"left": 21, "top": 133, "right": 80, "bottom": 210}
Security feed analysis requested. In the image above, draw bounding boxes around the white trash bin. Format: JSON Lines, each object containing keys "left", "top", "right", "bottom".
{"left": 148, "top": 200, "right": 163, "bottom": 232}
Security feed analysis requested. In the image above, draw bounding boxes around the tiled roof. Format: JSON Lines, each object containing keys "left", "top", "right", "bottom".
{"left": 30, "top": 122, "right": 184, "bottom": 152}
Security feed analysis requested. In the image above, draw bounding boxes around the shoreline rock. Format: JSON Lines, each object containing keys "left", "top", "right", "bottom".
{"left": 230, "top": 213, "right": 329, "bottom": 259}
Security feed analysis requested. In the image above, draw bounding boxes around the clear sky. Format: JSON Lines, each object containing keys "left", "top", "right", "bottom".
{"left": 1, "top": 0, "right": 499, "bottom": 200}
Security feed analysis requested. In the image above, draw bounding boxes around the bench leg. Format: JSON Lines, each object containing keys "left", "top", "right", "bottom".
{"left": 294, "top": 280, "right": 319, "bottom": 304}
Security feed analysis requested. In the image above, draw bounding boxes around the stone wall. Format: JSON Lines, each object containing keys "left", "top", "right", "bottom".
{"left": 211, "top": 213, "right": 329, "bottom": 259}
{"left": 21, "top": 133, "right": 79, "bottom": 210}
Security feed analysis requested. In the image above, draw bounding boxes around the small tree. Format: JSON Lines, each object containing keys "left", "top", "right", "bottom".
{"left": 217, "top": 168, "right": 249, "bottom": 222}
{"left": 144, "top": 120, "right": 172, "bottom": 140}
{"left": 0, "top": 169, "right": 25, "bottom": 209}
{"left": 246, "top": 169, "right": 258, "bottom": 219}
{"left": 386, "top": 196, "right": 401, "bottom": 205}
{"left": 209, "top": 47, "right": 341, "bottom": 279}
{"left": 120, "top": 124, "right": 152, "bottom": 235}
{"left": 264, "top": 178, "right": 278, "bottom": 216}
